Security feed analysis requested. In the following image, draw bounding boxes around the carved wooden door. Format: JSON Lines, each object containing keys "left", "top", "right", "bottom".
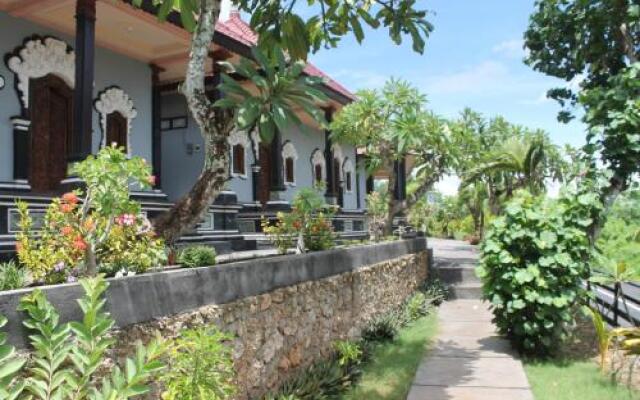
{"left": 30, "top": 74, "right": 73, "bottom": 191}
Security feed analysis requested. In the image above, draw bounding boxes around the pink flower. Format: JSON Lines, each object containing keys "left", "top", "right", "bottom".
{"left": 116, "top": 214, "right": 136, "bottom": 227}
{"left": 147, "top": 175, "right": 156, "bottom": 186}
{"left": 60, "top": 203, "right": 75, "bottom": 213}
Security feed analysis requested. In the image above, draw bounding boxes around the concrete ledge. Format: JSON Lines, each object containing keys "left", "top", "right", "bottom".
{"left": 0, "top": 238, "right": 427, "bottom": 348}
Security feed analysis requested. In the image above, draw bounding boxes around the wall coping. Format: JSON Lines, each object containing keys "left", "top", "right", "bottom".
{"left": 0, "top": 238, "right": 427, "bottom": 348}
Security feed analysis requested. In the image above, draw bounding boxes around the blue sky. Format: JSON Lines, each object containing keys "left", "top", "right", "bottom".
{"left": 310, "top": 0, "right": 586, "bottom": 150}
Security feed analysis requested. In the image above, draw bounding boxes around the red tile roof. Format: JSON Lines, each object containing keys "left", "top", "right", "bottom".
{"left": 216, "top": 12, "right": 355, "bottom": 102}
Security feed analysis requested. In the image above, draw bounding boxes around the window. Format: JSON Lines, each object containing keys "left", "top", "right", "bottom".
{"left": 315, "top": 164, "right": 323, "bottom": 183}
{"left": 232, "top": 144, "right": 245, "bottom": 175}
{"left": 281, "top": 141, "right": 298, "bottom": 186}
{"left": 227, "top": 130, "right": 250, "bottom": 178}
{"left": 345, "top": 171, "right": 352, "bottom": 192}
{"left": 285, "top": 157, "right": 295, "bottom": 184}
{"left": 311, "top": 148, "right": 325, "bottom": 184}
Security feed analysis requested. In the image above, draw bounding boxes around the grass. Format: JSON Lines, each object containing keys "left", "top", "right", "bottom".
{"left": 525, "top": 359, "right": 640, "bottom": 400}
{"left": 341, "top": 313, "right": 438, "bottom": 400}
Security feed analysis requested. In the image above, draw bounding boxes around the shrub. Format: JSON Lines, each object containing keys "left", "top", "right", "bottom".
{"left": 404, "top": 292, "right": 431, "bottom": 322}
{"left": 361, "top": 313, "right": 399, "bottom": 343}
{"left": 161, "top": 326, "right": 236, "bottom": 400}
{"left": 477, "top": 191, "right": 592, "bottom": 355}
{"left": 0, "top": 275, "right": 166, "bottom": 399}
{"left": 366, "top": 191, "right": 388, "bottom": 242}
{"left": 263, "top": 189, "right": 336, "bottom": 254}
{"left": 262, "top": 213, "right": 295, "bottom": 254}
{"left": 334, "top": 340, "right": 363, "bottom": 366}
{"left": 0, "top": 260, "right": 28, "bottom": 291}
{"left": 419, "top": 278, "right": 449, "bottom": 306}
{"left": 178, "top": 245, "right": 217, "bottom": 268}
{"left": 304, "top": 212, "right": 335, "bottom": 252}
{"left": 15, "top": 146, "right": 165, "bottom": 283}
{"left": 265, "top": 356, "right": 359, "bottom": 400}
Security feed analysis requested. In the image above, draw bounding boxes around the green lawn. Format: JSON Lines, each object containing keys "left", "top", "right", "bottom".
{"left": 525, "top": 359, "right": 640, "bottom": 400}
{"left": 342, "top": 313, "right": 438, "bottom": 400}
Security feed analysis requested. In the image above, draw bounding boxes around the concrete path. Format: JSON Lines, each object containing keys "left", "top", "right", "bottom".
{"left": 407, "top": 239, "right": 533, "bottom": 400}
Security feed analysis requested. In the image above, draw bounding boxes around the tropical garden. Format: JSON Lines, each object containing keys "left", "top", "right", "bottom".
{"left": 0, "top": 0, "right": 639, "bottom": 399}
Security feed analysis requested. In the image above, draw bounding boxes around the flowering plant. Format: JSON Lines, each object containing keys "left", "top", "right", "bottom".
{"left": 15, "top": 146, "right": 166, "bottom": 283}
{"left": 262, "top": 188, "right": 336, "bottom": 254}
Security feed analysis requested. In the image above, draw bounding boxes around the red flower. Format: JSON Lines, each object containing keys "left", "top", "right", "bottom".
{"left": 62, "top": 192, "right": 79, "bottom": 204}
{"left": 72, "top": 236, "right": 87, "bottom": 251}
{"left": 61, "top": 226, "right": 74, "bottom": 236}
{"left": 147, "top": 175, "right": 156, "bottom": 186}
{"left": 15, "top": 242, "right": 22, "bottom": 253}
{"left": 60, "top": 203, "right": 75, "bottom": 213}
{"left": 292, "top": 221, "right": 302, "bottom": 230}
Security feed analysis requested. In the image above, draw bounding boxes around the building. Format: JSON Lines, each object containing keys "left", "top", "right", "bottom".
{"left": 0, "top": 0, "right": 406, "bottom": 257}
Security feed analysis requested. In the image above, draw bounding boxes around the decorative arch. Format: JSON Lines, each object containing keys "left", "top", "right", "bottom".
{"left": 311, "top": 148, "right": 325, "bottom": 183}
{"left": 7, "top": 37, "right": 75, "bottom": 110}
{"left": 282, "top": 141, "right": 298, "bottom": 185}
{"left": 228, "top": 130, "right": 251, "bottom": 177}
{"left": 94, "top": 87, "right": 137, "bottom": 155}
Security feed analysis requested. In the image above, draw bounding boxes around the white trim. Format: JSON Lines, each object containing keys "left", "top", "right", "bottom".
{"left": 228, "top": 130, "right": 250, "bottom": 178}
{"left": 282, "top": 141, "right": 298, "bottom": 186}
{"left": 94, "top": 87, "right": 137, "bottom": 156}
{"left": 10, "top": 117, "right": 31, "bottom": 132}
{"left": 7, "top": 37, "right": 75, "bottom": 109}
{"left": 0, "top": 181, "right": 31, "bottom": 190}
{"left": 60, "top": 177, "right": 82, "bottom": 184}
{"left": 311, "top": 149, "right": 325, "bottom": 183}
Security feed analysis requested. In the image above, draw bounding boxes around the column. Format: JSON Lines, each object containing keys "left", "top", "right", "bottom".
{"left": 150, "top": 64, "right": 163, "bottom": 188}
{"left": 269, "top": 129, "right": 286, "bottom": 198}
{"left": 70, "top": 0, "right": 96, "bottom": 162}
{"left": 324, "top": 109, "right": 337, "bottom": 204}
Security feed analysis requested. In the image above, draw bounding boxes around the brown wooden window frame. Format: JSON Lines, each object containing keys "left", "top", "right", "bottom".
{"left": 232, "top": 144, "right": 246, "bottom": 176}
{"left": 285, "top": 157, "right": 295, "bottom": 184}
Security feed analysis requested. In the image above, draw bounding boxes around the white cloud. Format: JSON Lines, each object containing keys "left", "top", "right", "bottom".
{"left": 520, "top": 91, "right": 552, "bottom": 105}
{"left": 329, "top": 69, "right": 389, "bottom": 90}
{"left": 424, "top": 61, "right": 511, "bottom": 95}
{"left": 492, "top": 39, "right": 528, "bottom": 59}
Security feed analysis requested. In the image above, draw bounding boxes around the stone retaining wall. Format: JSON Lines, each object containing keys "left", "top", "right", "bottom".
{"left": 116, "top": 251, "right": 428, "bottom": 399}
{"left": 0, "top": 238, "right": 428, "bottom": 399}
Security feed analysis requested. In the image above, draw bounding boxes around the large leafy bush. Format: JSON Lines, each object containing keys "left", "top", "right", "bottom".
{"left": 477, "top": 190, "right": 595, "bottom": 354}
{"left": 178, "top": 245, "right": 218, "bottom": 268}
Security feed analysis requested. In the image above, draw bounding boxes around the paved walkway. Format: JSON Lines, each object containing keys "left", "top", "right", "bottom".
{"left": 407, "top": 239, "right": 533, "bottom": 400}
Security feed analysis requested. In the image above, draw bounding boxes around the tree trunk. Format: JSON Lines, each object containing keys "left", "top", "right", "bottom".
{"left": 151, "top": 0, "right": 234, "bottom": 245}
{"left": 384, "top": 165, "right": 398, "bottom": 236}
{"left": 85, "top": 247, "right": 98, "bottom": 276}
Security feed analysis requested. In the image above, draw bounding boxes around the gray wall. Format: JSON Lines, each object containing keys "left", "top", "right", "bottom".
{"left": 0, "top": 12, "right": 153, "bottom": 182}
{"left": 160, "top": 92, "right": 366, "bottom": 210}
{"left": 0, "top": 237, "right": 426, "bottom": 348}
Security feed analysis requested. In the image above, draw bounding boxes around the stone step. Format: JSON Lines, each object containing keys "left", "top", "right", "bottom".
{"left": 448, "top": 283, "right": 483, "bottom": 300}
{"left": 433, "top": 266, "right": 480, "bottom": 284}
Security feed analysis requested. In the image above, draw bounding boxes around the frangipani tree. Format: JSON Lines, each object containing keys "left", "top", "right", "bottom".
{"left": 138, "top": 0, "right": 434, "bottom": 244}
{"left": 331, "top": 79, "right": 456, "bottom": 234}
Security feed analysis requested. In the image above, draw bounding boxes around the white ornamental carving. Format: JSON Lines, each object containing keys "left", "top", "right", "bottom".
{"left": 282, "top": 141, "right": 298, "bottom": 160}
{"left": 311, "top": 149, "right": 325, "bottom": 180}
{"left": 94, "top": 87, "right": 137, "bottom": 155}
{"left": 7, "top": 37, "right": 75, "bottom": 109}
{"left": 228, "top": 129, "right": 251, "bottom": 148}
{"left": 250, "top": 130, "right": 261, "bottom": 160}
